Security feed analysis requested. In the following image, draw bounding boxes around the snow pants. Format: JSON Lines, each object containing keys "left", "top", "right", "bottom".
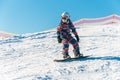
{"left": 62, "top": 36, "right": 80, "bottom": 55}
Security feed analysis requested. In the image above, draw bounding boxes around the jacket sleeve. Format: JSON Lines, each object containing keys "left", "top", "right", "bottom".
{"left": 57, "top": 26, "right": 62, "bottom": 36}
{"left": 70, "top": 22, "right": 78, "bottom": 36}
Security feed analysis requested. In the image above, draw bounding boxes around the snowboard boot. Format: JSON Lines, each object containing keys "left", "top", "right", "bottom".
{"left": 73, "top": 49, "right": 83, "bottom": 58}
{"left": 75, "top": 53, "right": 83, "bottom": 58}
{"left": 63, "top": 54, "right": 71, "bottom": 59}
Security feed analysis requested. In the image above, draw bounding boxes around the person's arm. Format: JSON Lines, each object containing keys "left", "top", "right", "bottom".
{"left": 70, "top": 21, "right": 79, "bottom": 42}
{"left": 57, "top": 26, "right": 62, "bottom": 36}
{"left": 57, "top": 26, "right": 62, "bottom": 43}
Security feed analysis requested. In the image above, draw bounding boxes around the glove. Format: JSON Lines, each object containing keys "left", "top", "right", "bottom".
{"left": 57, "top": 35, "right": 62, "bottom": 43}
{"left": 75, "top": 35, "right": 79, "bottom": 42}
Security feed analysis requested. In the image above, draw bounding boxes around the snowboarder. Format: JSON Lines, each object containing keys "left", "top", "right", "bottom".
{"left": 57, "top": 12, "right": 83, "bottom": 59}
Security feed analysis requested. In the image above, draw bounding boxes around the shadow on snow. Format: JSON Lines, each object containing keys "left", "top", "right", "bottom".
{"left": 62, "top": 56, "right": 120, "bottom": 62}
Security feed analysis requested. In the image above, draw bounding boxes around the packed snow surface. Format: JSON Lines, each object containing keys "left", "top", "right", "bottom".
{"left": 0, "top": 24, "right": 120, "bottom": 80}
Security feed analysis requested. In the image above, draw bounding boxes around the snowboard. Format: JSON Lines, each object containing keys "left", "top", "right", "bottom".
{"left": 54, "top": 55, "right": 90, "bottom": 62}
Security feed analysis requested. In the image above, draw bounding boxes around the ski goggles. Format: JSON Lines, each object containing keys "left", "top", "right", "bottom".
{"left": 62, "top": 17, "right": 67, "bottom": 19}
{"left": 62, "top": 17, "right": 69, "bottom": 20}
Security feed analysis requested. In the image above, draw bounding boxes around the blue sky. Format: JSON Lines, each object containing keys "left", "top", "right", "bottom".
{"left": 0, "top": 0, "right": 120, "bottom": 34}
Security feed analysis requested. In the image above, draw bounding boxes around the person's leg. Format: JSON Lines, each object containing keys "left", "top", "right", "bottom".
{"left": 62, "top": 39, "right": 71, "bottom": 59}
{"left": 69, "top": 37, "right": 82, "bottom": 57}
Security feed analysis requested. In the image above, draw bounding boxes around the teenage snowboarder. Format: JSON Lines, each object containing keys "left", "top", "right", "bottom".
{"left": 57, "top": 12, "right": 83, "bottom": 59}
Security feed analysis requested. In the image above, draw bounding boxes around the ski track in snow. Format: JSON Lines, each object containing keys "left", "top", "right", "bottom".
{"left": 0, "top": 24, "right": 120, "bottom": 80}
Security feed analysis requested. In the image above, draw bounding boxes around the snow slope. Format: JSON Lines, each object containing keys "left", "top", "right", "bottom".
{"left": 0, "top": 24, "right": 120, "bottom": 80}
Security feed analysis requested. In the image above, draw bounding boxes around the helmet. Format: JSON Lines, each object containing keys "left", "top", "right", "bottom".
{"left": 61, "top": 12, "right": 70, "bottom": 19}
{"left": 61, "top": 12, "right": 70, "bottom": 23}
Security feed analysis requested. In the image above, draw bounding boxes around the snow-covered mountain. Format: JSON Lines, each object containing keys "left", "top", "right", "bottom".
{"left": 0, "top": 24, "right": 120, "bottom": 80}
{"left": 0, "top": 31, "right": 17, "bottom": 40}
